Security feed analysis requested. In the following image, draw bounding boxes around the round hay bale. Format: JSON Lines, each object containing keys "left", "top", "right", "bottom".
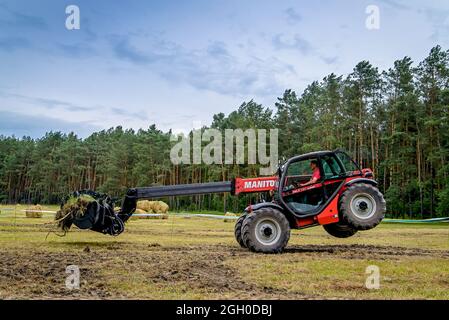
{"left": 157, "top": 201, "right": 169, "bottom": 213}
{"left": 134, "top": 201, "right": 168, "bottom": 217}
{"left": 154, "top": 203, "right": 162, "bottom": 213}
{"left": 25, "top": 204, "right": 43, "bottom": 218}
{"left": 224, "top": 212, "right": 237, "bottom": 223}
{"left": 147, "top": 201, "right": 158, "bottom": 212}
{"left": 149, "top": 200, "right": 169, "bottom": 213}
{"left": 137, "top": 200, "right": 152, "bottom": 212}
{"left": 136, "top": 200, "right": 146, "bottom": 211}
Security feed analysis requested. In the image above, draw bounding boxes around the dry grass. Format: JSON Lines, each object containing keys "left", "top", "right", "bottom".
{"left": 0, "top": 204, "right": 448, "bottom": 299}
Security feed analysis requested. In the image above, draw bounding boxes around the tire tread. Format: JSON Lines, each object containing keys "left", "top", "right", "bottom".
{"left": 340, "top": 183, "right": 386, "bottom": 230}
{"left": 242, "top": 208, "right": 290, "bottom": 253}
{"left": 234, "top": 214, "right": 247, "bottom": 248}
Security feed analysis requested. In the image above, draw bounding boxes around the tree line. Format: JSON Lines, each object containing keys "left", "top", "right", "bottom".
{"left": 1, "top": 46, "right": 448, "bottom": 217}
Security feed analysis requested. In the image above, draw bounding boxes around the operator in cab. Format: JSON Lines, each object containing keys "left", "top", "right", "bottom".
{"left": 299, "top": 160, "right": 321, "bottom": 187}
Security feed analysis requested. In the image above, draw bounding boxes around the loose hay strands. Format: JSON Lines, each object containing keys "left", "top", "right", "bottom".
{"left": 55, "top": 195, "right": 96, "bottom": 232}
{"left": 45, "top": 195, "right": 96, "bottom": 240}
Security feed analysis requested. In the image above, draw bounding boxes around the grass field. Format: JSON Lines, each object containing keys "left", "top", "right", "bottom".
{"left": 0, "top": 204, "right": 448, "bottom": 300}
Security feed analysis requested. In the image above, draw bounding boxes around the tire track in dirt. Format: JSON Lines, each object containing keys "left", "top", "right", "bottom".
{"left": 1, "top": 242, "right": 447, "bottom": 299}
{"left": 0, "top": 245, "right": 309, "bottom": 299}
{"left": 284, "top": 244, "right": 449, "bottom": 259}
{"left": 0, "top": 249, "right": 114, "bottom": 299}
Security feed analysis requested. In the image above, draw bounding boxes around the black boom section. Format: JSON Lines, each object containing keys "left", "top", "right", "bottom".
{"left": 136, "top": 181, "right": 233, "bottom": 199}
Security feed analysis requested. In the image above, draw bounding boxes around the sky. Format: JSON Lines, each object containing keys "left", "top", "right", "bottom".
{"left": 1, "top": 0, "right": 449, "bottom": 138}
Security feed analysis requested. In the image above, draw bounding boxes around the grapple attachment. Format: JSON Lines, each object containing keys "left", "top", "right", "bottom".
{"left": 56, "top": 190, "right": 136, "bottom": 236}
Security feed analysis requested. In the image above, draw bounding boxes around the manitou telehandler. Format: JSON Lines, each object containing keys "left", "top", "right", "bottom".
{"left": 59, "top": 150, "right": 386, "bottom": 253}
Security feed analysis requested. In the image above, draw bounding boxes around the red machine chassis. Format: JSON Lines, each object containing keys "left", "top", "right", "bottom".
{"left": 233, "top": 175, "right": 368, "bottom": 229}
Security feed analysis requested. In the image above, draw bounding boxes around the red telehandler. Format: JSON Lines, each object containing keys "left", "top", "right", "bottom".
{"left": 60, "top": 150, "right": 386, "bottom": 253}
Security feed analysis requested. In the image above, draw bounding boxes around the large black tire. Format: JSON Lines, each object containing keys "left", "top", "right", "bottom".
{"left": 339, "top": 183, "right": 386, "bottom": 230}
{"left": 242, "top": 208, "right": 290, "bottom": 253}
{"left": 234, "top": 213, "right": 247, "bottom": 248}
{"left": 323, "top": 221, "right": 358, "bottom": 238}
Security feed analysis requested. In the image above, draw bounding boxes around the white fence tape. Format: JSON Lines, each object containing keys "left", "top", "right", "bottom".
{"left": 171, "top": 213, "right": 238, "bottom": 220}
{"left": 1, "top": 208, "right": 447, "bottom": 223}
{"left": 0, "top": 209, "right": 238, "bottom": 220}
{"left": 20, "top": 210, "right": 59, "bottom": 214}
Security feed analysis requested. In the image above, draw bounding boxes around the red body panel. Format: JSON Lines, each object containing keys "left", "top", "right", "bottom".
{"left": 282, "top": 182, "right": 323, "bottom": 197}
{"left": 237, "top": 171, "right": 374, "bottom": 229}
{"left": 315, "top": 193, "right": 340, "bottom": 225}
{"left": 234, "top": 176, "right": 277, "bottom": 195}
{"left": 296, "top": 216, "right": 315, "bottom": 227}
{"left": 293, "top": 182, "right": 343, "bottom": 228}
{"left": 296, "top": 177, "right": 356, "bottom": 228}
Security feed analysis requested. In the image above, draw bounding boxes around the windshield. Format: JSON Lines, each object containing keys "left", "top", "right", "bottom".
{"left": 336, "top": 152, "right": 361, "bottom": 175}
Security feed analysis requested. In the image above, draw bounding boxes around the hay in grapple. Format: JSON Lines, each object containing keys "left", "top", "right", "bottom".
{"left": 25, "top": 205, "right": 43, "bottom": 218}
{"left": 55, "top": 195, "right": 95, "bottom": 231}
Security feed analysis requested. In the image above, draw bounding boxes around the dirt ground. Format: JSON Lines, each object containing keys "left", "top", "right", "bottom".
{"left": 0, "top": 208, "right": 448, "bottom": 299}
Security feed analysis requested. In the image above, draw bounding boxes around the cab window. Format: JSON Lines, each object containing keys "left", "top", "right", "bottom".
{"left": 287, "top": 159, "right": 314, "bottom": 176}
{"left": 336, "top": 152, "right": 361, "bottom": 175}
{"left": 283, "top": 157, "right": 324, "bottom": 214}
{"left": 321, "top": 155, "right": 343, "bottom": 179}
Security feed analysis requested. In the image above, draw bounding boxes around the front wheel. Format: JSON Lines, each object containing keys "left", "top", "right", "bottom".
{"left": 242, "top": 208, "right": 290, "bottom": 253}
{"left": 339, "top": 183, "right": 386, "bottom": 230}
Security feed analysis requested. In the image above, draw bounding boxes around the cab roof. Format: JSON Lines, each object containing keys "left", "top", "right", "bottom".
{"left": 299, "top": 150, "right": 334, "bottom": 158}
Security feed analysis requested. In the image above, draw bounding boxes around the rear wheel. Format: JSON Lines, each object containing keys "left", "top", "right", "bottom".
{"left": 323, "top": 221, "right": 357, "bottom": 238}
{"left": 339, "top": 183, "right": 386, "bottom": 230}
{"left": 234, "top": 213, "right": 247, "bottom": 248}
{"left": 242, "top": 208, "right": 290, "bottom": 253}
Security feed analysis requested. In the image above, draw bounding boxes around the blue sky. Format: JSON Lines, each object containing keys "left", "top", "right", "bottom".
{"left": 1, "top": 0, "right": 449, "bottom": 138}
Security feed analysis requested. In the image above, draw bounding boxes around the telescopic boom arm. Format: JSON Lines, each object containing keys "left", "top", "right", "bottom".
{"left": 119, "top": 177, "right": 277, "bottom": 221}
